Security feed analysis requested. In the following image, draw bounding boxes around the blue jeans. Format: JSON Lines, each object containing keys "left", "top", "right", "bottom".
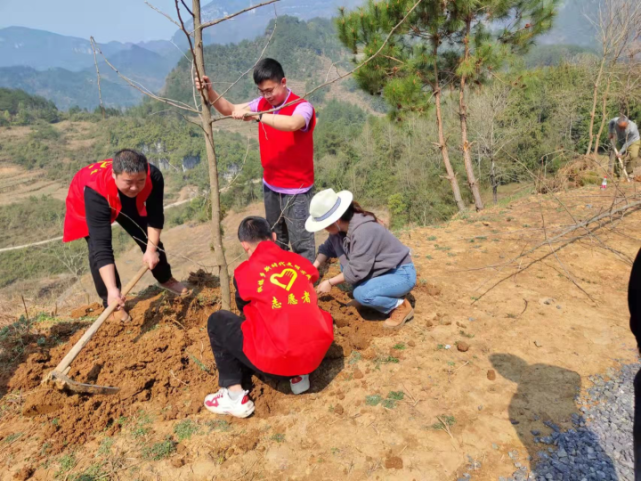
{"left": 353, "top": 263, "right": 416, "bottom": 314}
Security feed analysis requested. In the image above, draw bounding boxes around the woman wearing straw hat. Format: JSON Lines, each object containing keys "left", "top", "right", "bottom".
{"left": 306, "top": 189, "right": 416, "bottom": 329}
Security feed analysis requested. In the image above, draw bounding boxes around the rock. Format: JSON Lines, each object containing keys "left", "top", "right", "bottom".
{"left": 457, "top": 342, "right": 470, "bottom": 352}
{"left": 531, "top": 430, "right": 541, "bottom": 436}
{"left": 353, "top": 368, "right": 364, "bottom": 380}
{"left": 334, "top": 404, "right": 345, "bottom": 416}
{"left": 408, "top": 340, "right": 416, "bottom": 348}
{"left": 534, "top": 340, "right": 543, "bottom": 348}
{"left": 13, "top": 467, "right": 35, "bottom": 481}
{"left": 487, "top": 370, "right": 497, "bottom": 381}
{"left": 171, "top": 457, "right": 185, "bottom": 468}
{"left": 384, "top": 456, "right": 403, "bottom": 469}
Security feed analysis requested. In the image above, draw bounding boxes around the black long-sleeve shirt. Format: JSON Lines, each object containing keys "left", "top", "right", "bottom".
{"left": 85, "top": 164, "right": 164, "bottom": 269}
{"left": 629, "top": 248, "right": 641, "bottom": 351}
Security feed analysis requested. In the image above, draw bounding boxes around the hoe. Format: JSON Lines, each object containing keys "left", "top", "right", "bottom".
{"left": 42, "top": 266, "right": 148, "bottom": 395}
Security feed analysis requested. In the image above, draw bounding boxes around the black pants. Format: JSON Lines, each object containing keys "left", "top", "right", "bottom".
{"left": 263, "top": 184, "right": 315, "bottom": 263}
{"left": 635, "top": 368, "right": 641, "bottom": 479}
{"left": 86, "top": 215, "right": 172, "bottom": 308}
{"left": 207, "top": 310, "right": 287, "bottom": 388}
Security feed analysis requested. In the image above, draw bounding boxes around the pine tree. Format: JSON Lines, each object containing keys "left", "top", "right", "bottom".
{"left": 337, "top": 0, "right": 559, "bottom": 212}
{"left": 448, "top": 0, "right": 559, "bottom": 210}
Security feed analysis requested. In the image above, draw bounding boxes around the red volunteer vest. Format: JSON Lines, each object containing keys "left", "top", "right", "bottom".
{"left": 63, "top": 159, "right": 153, "bottom": 242}
{"left": 258, "top": 92, "right": 316, "bottom": 189}
{"left": 235, "top": 241, "right": 333, "bottom": 376}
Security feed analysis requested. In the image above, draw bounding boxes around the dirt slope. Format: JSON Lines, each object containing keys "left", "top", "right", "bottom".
{"left": 1, "top": 185, "right": 639, "bottom": 481}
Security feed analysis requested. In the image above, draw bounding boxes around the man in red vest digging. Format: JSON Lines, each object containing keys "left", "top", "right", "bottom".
{"left": 204, "top": 216, "right": 333, "bottom": 418}
{"left": 196, "top": 58, "right": 317, "bottom": 262}
{"left": 63, "top": 149, "right": 187, "bottom": 321}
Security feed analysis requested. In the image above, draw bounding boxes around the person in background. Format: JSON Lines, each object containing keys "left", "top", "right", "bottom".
{"left": 628, "top": 247, "right": 641, "bottom": 479}
{"left": 63, "top": 150, "right": 187, "bottom": 321}
{"left": 306, "top": 189, "right": 416, "bottom": 329}
{"left": 609, "top": 115, "right": 640, "bottom": 177}
{"left": 195, "top": 58, "right": 317, "bottom": 262}
{"left": 204, "top": 217, "right": 333, "bottom": 418}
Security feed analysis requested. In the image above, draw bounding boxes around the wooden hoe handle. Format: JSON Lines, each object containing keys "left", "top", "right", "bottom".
{"left": 51, "top": 266, "right": 149, "bottom": 374}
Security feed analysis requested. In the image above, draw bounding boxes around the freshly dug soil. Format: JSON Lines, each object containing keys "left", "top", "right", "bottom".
{"left": 8, "top": 270, "right": 390, "bottom": 452}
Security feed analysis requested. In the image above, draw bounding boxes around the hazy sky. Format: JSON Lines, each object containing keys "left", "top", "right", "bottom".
{"left": 0, "top": 0, "right": 192, "bottom": 43}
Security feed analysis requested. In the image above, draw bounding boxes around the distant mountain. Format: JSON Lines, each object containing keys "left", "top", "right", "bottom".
{"left": 0, "top": 27, "right": 125, "bottom": 71}
{"left": 0, "top": 26, "right": 180, "bottom": 72}
{"left": 537, "top": 0, "right": 599, "bottom": 48}
{"left": 0, "top": 27, "right": 183, "bottom": 110}
{"left": 172, "top": 0, "right": 365, "bottom": 46}
{"left": 95, "top": 45, "right": 179, "bottom": 92}
{"left": 0, "top": 66, "right": 141, "bottom": 110}
{"left": 165, "top": 16, "right": 348, "bottom": 106}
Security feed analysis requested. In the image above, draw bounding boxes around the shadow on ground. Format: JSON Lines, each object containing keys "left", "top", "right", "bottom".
{"left": 491, "top": 354, "right": 617, "bottom": 480}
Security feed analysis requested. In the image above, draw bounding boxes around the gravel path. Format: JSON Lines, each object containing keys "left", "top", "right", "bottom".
{"left": 502, "top": 363, "right": 639, "bottom": 481}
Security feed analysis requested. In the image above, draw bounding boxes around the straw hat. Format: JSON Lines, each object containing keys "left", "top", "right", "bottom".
{"left": 305, "top": 188, "right": 353, "bottom": 233}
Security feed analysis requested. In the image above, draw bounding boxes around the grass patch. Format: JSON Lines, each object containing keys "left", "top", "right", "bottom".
{"left": 55, "top": 454, "right": 76, "bottom": 478}
{"left": 427, "top": 236, "right": 437, "bottom": 241}
{"left": 189, "top": 354, "right": 211, "bottom": 373}
{"left": 348, "top": 351, "right": 362, "bottom": 365}
{"left": 392, "top": 343, "right": 406, "bottom": 350}
{"left": 459, "top": 330, "right": 475, "bottom": 339}
{"left": 388, "top": 391, "right": 405, "bottom": 401}
{"left": 205, "top": 419, "right": 231, "bottom": 433}
{"left": 432, "top": 415, "right": 456, "bottom": 431}
{"left": 271, "top": 433, "right": 285, "bottom": 443}
{"left": 365, "top": 395, "right": 382, "bottom": 406}
{"left": 97, "top": 437, "right": 114, "bottom": 456}
{"left": 142, "top": 438, "right": 176, "bottom": 460}
{"left": 3, "top": 432, "right": 22, "bottom": 444}
{"left": 174, "top": 419, "right": 200, "bottom": 441}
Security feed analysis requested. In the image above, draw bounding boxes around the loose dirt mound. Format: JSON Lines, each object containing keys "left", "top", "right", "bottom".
{"left": 6, "top": 270, "right": 390, "bottom": 453}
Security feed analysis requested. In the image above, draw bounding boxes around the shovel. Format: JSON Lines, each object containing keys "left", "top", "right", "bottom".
{"left": 43, "top": 266, "right": 149, "bottom": 395}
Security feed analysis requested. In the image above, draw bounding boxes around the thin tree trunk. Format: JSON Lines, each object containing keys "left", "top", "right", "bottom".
{"left": 193, "top": 0, "right": 231, "bottom": 309}
{"left": 459, "top": 18, "right": 484, "bottom": 211}
{"left": 491, "top": 157, "right": 498, "bottom": 204}
{"left": 594, "top": 74, "right": 612, "bottom": 155}
{"left": 587, "top": 57, "right": 606, "bottom": 155}
{"left": 433, "top": 41, "right": 466, "bottom": 212}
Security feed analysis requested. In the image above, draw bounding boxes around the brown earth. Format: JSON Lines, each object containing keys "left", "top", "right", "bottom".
{"left": 1, "top": 184, "right": 640, "bottom": 480}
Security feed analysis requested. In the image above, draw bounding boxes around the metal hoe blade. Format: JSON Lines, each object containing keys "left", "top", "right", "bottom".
{"left": 50, "top": 371, "right": 120, "bottom": 395}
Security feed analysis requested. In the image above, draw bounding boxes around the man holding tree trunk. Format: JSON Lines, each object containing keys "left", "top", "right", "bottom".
{"left": 195, "top": 58, "right": 317, "bottom": 262}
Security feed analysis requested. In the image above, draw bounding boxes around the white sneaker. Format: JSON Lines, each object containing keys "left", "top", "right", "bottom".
{"left": 290, "top": 375, "right": 310, "bottom": 395}
{"left": 203, "top": 388, "right": 255, "bottom": 418}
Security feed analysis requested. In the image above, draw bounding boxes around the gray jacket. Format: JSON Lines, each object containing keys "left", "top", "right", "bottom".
{"left": 609, "top": 118, "right": 640, "bottom": 154}
{"left": 318, "top": 213, "right": 412, "bottom": 285}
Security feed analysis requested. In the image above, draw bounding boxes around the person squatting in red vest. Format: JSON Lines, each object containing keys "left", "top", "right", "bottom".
{"left": 63, "top": 149, "right": 187, "bottom": 321}
{"left": 204, "top": 217, "right": 334, "bottom": 418}
{"left": 195, "top": 58, "right": 317, "bottom": 263}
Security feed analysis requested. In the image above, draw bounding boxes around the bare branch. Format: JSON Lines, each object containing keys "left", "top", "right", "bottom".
{"left": 210, "top": 4, "right": 279, "bottom": 106}
{"left": 145, "top": 1, "right": 182, "bottom": 28}
{"left": 180, "top": 0, "right": 194, "bottom": 17}
{"left": 196, "top": 0, "right": 280, "bottom": 32}
{"left": 92, "top": 40, "right": 199, "bottom": 112}
{"left": 175, "top": 0, "right": 209, "bottom": 108}
{"left": 89, "top": 37, "right": 106, "bottom": 119}
{"left": 212, "top": 0, "right": 425, "bottom": 123}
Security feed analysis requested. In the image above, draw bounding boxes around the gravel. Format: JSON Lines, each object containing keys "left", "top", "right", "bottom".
{"left": 500, "top": 363, "right": 639, "bottom": 481}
